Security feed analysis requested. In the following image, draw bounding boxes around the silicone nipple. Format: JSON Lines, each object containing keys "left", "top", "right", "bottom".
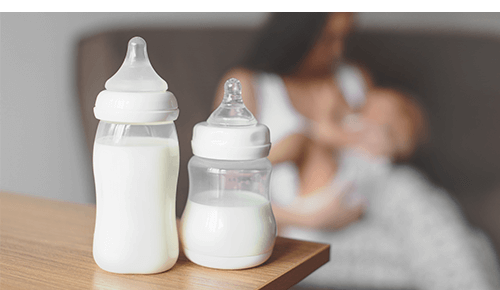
{"left": 105, "top": 36, "right": 167, "bottom": 92}
{"left": 207, "top": 78, "right": 257, "bottom": 126}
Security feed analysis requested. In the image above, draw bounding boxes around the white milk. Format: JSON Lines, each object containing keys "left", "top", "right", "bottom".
{"left": 180, "top": 190, "right": 277, "bottom": 269}
{"left": 92, "top": 136, "right": 179, "bottom": 274}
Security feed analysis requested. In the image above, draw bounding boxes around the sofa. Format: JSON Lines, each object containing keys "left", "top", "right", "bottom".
{"left": 77, "top": 27, "right": 500, "bottom": 261}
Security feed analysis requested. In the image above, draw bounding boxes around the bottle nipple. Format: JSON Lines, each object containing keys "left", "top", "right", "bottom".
{"left": 207, "top": 78, "right": 257, "bottom": 126}
{"left": 105, "top": 36, "right": 167, "bottom": 92}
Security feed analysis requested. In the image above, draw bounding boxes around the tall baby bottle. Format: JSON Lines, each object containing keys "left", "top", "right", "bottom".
{"left": 92, "top": 37, "right": 180, "bottom": 274}
{"left": 181, "top": 78, "right": 276, "bottom": 270}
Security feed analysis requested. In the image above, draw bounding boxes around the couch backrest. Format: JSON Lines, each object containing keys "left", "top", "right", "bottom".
{"left": 345, "top": 31, "right": 500, "bottom": 198}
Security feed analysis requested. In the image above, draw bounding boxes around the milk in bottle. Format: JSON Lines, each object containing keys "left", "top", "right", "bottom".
{"left": 181, "top": 78, "right": 276, "bottom": 270}
{"left": 92, "top": 36, "right": 180, "bottom": 274}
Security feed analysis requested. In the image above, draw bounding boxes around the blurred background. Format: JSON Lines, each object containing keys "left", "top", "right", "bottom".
{"left": 3, "top": 12, "right": 500, "bottom": 202}
{"left": 2, "top": 11, "right": 500, "bottom": 289}
{"left": 2, "top": 11, "right": 500, "bottom": 254}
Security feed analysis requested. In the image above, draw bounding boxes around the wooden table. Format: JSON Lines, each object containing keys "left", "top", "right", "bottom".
{"left": 0, "top": 192, "right": 329, "bottom": 289}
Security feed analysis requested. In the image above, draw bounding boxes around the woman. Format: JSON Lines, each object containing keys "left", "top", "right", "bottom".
{"left": 214, "top": 12, "right": 373, "bottom": 229}
{"left": 214, "top": 12, "right": 499, "bottom": 290}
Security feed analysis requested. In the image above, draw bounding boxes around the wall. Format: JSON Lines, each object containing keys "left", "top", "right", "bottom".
{"left": 1, "top": 12, "right": 500, "bottom": 204}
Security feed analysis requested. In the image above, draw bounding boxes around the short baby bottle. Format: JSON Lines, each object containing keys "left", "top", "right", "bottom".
{"left": 92, "top": 37, "right": 180, "bottom": 274}
{"left": 180, "top": 78, "right": 276, "bottom": 270}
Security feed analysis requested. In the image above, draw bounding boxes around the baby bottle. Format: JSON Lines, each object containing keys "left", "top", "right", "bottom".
{"left": 92, "top": 36, "right": 180, "bottom": 274}
{"left": 180, "top": 78, "right": 276, "bottom": 270}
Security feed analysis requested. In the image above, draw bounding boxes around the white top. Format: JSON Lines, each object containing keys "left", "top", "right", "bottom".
{"left": 253, "top": 64, "right": 368, "bottom": 205}
{"left": 253, "top": 64, "right": 500, "bottom": 289}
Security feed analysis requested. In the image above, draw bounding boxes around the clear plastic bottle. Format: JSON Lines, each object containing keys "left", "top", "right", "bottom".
{"left": 180, "top": 78, "right": 276, "bottom": 270}
{"left": 92, "top": 37, "right": 180, "bottom": 274}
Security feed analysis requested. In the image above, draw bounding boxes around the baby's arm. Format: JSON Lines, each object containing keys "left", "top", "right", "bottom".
{"left": 272, "top": 180, "right": 366, "bottom": 230}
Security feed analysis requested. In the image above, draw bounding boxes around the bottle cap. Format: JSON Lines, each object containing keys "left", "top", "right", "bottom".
{"left": 93, "top": 36, "right": 179, "bottom": 123}
{"left": 192, "top": 78, "right": 271, "bottom": 160}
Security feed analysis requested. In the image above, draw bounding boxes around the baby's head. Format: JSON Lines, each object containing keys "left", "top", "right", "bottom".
{"left": 361, "top": 88, "right": 427, "bottom": 161}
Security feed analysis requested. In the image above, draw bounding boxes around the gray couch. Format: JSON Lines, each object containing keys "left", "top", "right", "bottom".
{"left": 77, "top": 28, "right": 500, "bottom": 260}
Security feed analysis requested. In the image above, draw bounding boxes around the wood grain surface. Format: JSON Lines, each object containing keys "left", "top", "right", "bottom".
{"left": 0, "top": 192, "right": 329, "bottom": 289}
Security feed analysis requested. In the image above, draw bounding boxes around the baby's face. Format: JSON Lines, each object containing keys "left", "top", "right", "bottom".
{"left": 362, "top": 94, "right": 400, "bottom": 129}
{"left": 360, "top": 93, "right": 416, "bottom": 160}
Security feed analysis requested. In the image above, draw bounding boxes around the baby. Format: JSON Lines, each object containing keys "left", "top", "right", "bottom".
{"left": 270, "top": 87, "right": 427, "bottom": 230}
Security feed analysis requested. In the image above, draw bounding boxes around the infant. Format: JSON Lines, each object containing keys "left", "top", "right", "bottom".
{"left": 270, "top": 87, "right": 427, "bottom": 230}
